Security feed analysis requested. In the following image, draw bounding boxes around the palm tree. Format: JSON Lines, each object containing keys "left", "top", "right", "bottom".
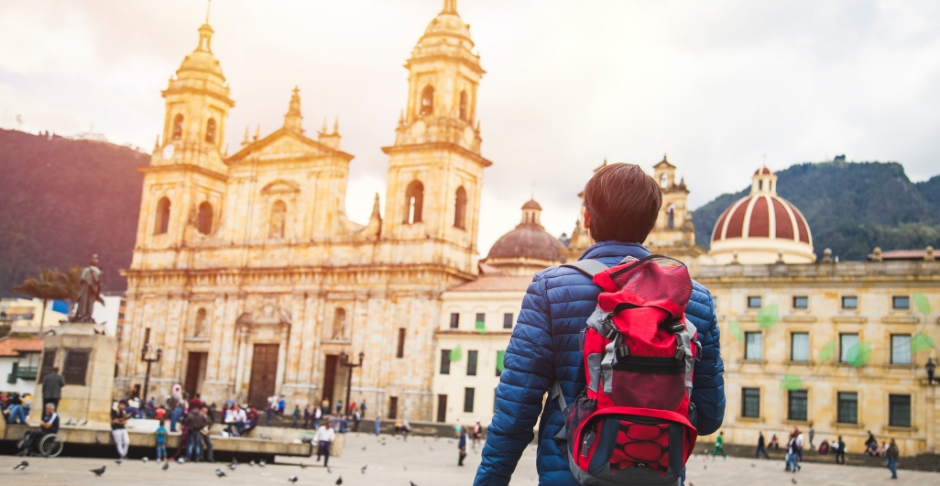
{"left": 12, "top": 268, "right": 71, "bottom": 335}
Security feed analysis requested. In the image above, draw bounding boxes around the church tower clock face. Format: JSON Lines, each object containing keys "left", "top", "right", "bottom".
{"left": 162, "top": 143, "right": 175, "bottom": 160}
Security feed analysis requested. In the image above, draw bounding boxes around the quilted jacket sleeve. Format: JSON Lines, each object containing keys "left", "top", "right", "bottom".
{"left": 474, "top": 274, "right": 554, "bottom": 486}
{"left": 688, "top": 282, "right": 725, "bottom": 436}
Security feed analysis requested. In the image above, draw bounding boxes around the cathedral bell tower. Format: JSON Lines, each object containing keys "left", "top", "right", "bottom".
{"left": 135, "top": 17, "right": 233, "bottom": 252}
{"left": 381, "top": 0, "right": 491, "bottom": 277}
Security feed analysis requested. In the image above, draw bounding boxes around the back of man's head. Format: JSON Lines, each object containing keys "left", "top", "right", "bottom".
{"left": 583, "top": 163, "right": 662, "bottom": 243}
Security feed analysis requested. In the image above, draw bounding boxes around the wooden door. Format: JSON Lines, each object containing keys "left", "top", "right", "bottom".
{"left": 321, "top": 355, "right": 338, "bottom": 409}
{"left": 184, "top": 352, "right": 207, "bottom": 398}
{"left": 437, "top": 394, "right": 447, "bottom": 423}
{"left": 248, "top": 344, "right": 279, "bottom": 410}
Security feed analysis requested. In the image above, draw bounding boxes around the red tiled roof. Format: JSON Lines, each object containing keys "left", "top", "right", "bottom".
{"left": 749, "top": 197, "right": 770, "bottom": 237}
{"left": 869, "top": 249, "right": 931, "bottom": 261}
{"left": 449, "top": 275, "right": 533, "bottom": 292}
{"left": 772, "top": 198, "right": 793, "bottom": 240}
{"left": 0, "top": 335, "right": 43, "bottom": 357}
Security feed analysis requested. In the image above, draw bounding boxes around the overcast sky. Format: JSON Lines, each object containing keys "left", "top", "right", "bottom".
{"left": 2, "top": 0, "right": 939, "bottom": 255}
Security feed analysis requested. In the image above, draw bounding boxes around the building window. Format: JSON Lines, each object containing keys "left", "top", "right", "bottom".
{"left": 197, "top": 202, "right": 213, "bottom": 235}
{"left": 666, "top": 204, "right": 675, "bottom": 229}
{"left": 793, "top": 296, "right": 808, "bottom": 309}
{"left": 503, "top": 313, "right": 513, "bottom": 329}
{"left": 155, "top": 197, "right": 171, "bottom": 235}
{"left": 172, "top": 114, "right": 184, "bottom": 140}
{"left": 440, "top": 349, "right": 451, "bottom": 375}
{"left": 790, "top": 332, "right": 809, "bottom": 362}
{"left": 420, "top": 85, "right": 434, "bottom": 116}
{"left": 39, "top": 349, "right": 57, "bottom": 382}
{"left": 205, "top": 118, "right": 217, "bottom": 144}
{"left": 842, "top": 296, "right": 858, "bottom": 309}
{"left": 892, "top": 296, "right": 910, "bottom": 310}
{"left": 396, "top": 328, "right": 406, "bottom": 358}
{"left": 747, "top": 296, "right": 762, "bottom": 309}
{"left": 388, "top": 396, "right": 399, "bottom": 419}
{"left": 839, "top": 333, "right": 859, "bottom": 363}
{"left": 788, "top": 390, "right": 808, "bottom": 421}
{"left": 890, "top": 335, "right": 911, "bottom": 365}
{"left": 741, "top": 387, "right": 760, "bottom": 418}
{"left": 404, "top": 180, "right": 424, "bottom": 224}
{"left": 495, "top": 350, "right": 505, "bottom": 377}
{"left": 63, "top": 349, "right": 90, "bottom": 386}
{"left": 454, "top": 186, "right": 467, "bottom": 229}
{"left": 467, "top": 350, "right": 478, "bottom": 376}
{"left": 269, "top": 200, "right": 287, "bottom": 238}
{"left": 449, "top": 313, "right": 459, "bottom": 329}
{"left": 475, "top": 313, "right": 485, "bottom": 328}
{"left": 744, "top": 332, "right": 763, "bottom": 360}
{"left": 463, "top": 387, "right": 475, "bottom": 413}
{"left": 194, "top": 308, "right": 207, "bottom": 337}
{"left": 889, "top": 394, "right": 911, "bottom": 427}
{"left": 837, "top": 392, "right": 858, "bottom": 424}
{"left": 459, "top": 90, "right": 468, "bottom": 120}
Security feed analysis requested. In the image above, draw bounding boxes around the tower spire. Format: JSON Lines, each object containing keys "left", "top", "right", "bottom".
{"left": 442, "top": 0, "right": 458, "bottom": 14}
{"left": 205, "top": 0, "right": 211, "bottom": 23}
{"left": 283, "top": 86, "right": 303, "bottom": 133}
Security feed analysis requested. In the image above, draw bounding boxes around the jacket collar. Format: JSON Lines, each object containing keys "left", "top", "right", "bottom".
{"left": 578, "top": 240, "right": 650, "bottom": 261}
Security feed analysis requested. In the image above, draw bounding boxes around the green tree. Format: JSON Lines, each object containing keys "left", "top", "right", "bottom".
{"left": 12, "top": 267, "right": 72, "bottom": 334}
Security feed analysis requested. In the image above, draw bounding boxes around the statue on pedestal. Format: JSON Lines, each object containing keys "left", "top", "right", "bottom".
{"left": 70, "top": 254, "right": 103, "bottom": 323}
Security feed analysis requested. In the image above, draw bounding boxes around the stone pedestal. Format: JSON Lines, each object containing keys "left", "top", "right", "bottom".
{"left": 34, "top": 323, "right": 117, "bottom": 425}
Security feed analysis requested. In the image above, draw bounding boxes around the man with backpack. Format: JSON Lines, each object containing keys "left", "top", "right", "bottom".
{"left": 475, "top": 163, "right": 725, "bottom": 486}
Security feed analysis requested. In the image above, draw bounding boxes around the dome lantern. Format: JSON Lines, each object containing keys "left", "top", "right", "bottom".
{"left": 484, "top": 199, "right": 565, "bottom": 276}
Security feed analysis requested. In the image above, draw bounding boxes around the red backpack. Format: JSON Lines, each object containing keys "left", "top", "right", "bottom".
{"left": 553, "top": 255, "right": 701, "bottom": 485}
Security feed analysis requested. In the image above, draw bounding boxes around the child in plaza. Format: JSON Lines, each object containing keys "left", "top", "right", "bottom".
{"left": 155, "top": 419, "right": 168, "bottom": 462}
{"left": 713, "top": 430, "right": 727, "bottom": 459}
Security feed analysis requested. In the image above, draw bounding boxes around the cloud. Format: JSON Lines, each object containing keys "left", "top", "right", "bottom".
{"left": 2, "top": 0, "right": 939, "bottom": 255}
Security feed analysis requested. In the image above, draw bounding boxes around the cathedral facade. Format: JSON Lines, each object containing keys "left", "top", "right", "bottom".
{"left": 117, "top": 1, "right": 488, "bottom": 420}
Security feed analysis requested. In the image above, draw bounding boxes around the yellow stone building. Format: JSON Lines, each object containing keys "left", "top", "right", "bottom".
{"left": 118, "top": 1, "right": 489, "bottom": 420}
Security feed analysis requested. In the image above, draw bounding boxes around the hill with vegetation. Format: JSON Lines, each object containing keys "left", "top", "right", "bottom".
{"left": 0, "top": 129, "right": 148, "bottom": 296}
{"left": 692, "top": 160, "right": 940, "bottom": 261}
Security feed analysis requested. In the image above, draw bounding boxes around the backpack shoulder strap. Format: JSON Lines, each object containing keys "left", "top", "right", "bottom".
{"left": 561, "top": 259, "right": 609, "bottom": 278}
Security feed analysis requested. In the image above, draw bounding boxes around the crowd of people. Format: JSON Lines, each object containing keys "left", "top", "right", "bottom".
{"left": 752, "top": 426, "right": 900, "bottom": 479}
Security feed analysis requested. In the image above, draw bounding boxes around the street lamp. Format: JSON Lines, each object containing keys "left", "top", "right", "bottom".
{"left": 338, "top": 350, "right": 365, "bottom": 418}
{"left": 141, "top": 342, "right": 163, "bottom": 403}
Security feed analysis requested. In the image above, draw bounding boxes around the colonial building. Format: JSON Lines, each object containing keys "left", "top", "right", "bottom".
{"left": 119, "top": 1, "right": 489, "bottom": 419}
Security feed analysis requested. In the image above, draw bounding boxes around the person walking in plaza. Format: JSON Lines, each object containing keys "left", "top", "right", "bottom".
{"left": 756, "top": 431, "right": 770, "bottom": 459}
{"left": 155, "top": 419, "right": 168, "bottom": 462}
{"left": 885, "top": 438, "right": 899, "bottom": 479}
{"left": 475, "top": 164, "right": 725, "bottom": 485}
{"left": 335, "top": 399, "right": 343, "bottom": 416}
{"left": 795, "top": 428, "right": 805, "bottom": 462}
{"left": 314, "top": 403, "right": 322, "bottom": 430}
{"left": 292, "top": 405, "right": 300, "bottom": 428}
{"left": 360, "top": 399, "right": 367, "bottom": 418}
{"left": 926, "top": 358, "right": 936, "bottom": 385}
{"left": 471, "top": 420, "right": 483, "bottom": 452}
{"left": 40, "top": 367, "right": 66, "bottom": 411}
{"left": 458, "top": 428, "right": 468, "bottom": 466}
{"left": 303, "top": 403, "right": 312, "bottom": 429}
{"left": 785, "top": 434, "right": 800, "bottom": 472}
{"left": 353, "top": 409, "right": 361, "bottom": 432}
{"left": 712, "top": 430, "right": 727, "bottom": 459}
{"left": 314, "top": 420, "right": 335, "bottom": 467}
{"left": 808, "top": 424, "right": 815, "bottom": 451}
{"left": 374, "top": 412, "right": 382, "bottom": 436}
{"left": 111, "top": 400, "right": 131, "bottom": 463}
{"left": 184, "top": 406, "right": 208, "bottom": 462}
{"left": 834, "top": 435, "right": 846, "bottom": 464}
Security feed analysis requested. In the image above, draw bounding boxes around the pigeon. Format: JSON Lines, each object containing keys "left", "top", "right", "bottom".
{"left": 361, "top": 465, "right": 367, "bottom": 474}
{"left": 288, "top": 477, "right": 298, "bottom": 483}
{"left": 90, "top": 466, "right": 106, "bottom": 477}
{"left": 260, "top": 434, "right": 271, "bottom": 440}
{"left": 228, "top": 463, "right": 237, "bottom": 471}
{"left": 327, "top": 466, "right": 332, "bottom": 474}
{"left": 232, "top": 457, "right": 239, "bottom": 465}
{"left": 80, "top": 420, "right": 88, "bottom": 426}
{"left": 299, "top": 463, "right": 308, "bottom": 469}
{"left": 259, "top": 459, "right": 266, "bottom": 467}
{"left": 13, "top": 461, "right": 28, "bottom": 470}
{"left": 335, "top": 477, "right": 343, "bottom": 485}
{"left": 411, "top": 483, "right": 418, "bottom": 486}
{"left": 66, "top": 419, "right": 74, "bottom": 425}
{"left": 249, "top": 460, "right": 255, "bottom": 467}
{"left": 215, "top": 469, "right": 227, "bottom": 477}
{"left": 162, "top": 462, "right": 170, "bottom": 471}
{"left": 142, "top": 456, "right": 149, "bottom": 463}
{"left": 791, "top": 480, "right": 797, "bottom": 484}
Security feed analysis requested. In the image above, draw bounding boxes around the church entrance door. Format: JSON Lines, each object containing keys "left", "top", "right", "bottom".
{"left": 248, "top": 344, "right": 279, "bottom": 410}
{"left": 184, "top": 352, "right": 207, "bottom": 398}
{"left": 322, "top": 355, "right": 337, "bottom": 409}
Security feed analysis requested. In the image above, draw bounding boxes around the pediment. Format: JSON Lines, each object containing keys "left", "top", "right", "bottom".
{"left": 226, "top": 129, "right": 352, "bottom": 164}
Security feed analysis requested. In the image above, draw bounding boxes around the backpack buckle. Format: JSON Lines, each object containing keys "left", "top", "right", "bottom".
{"left": 614, "top": 344, "right": 630, "bottom": 359}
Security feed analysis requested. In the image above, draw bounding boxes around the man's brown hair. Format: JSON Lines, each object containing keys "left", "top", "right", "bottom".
{"left": 583, "top": 163, "right": 662, "bottom": 243}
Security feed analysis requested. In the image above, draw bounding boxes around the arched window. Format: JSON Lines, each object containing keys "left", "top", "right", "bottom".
{"left": 194, "top": 308, "right": 207, "bottom": 337}
{"left": 459, "top": 91, "right": 468, "bottom": 121}
{"left": 155, "top": 197, "right": 171, "bottom": 235}
{"left": 172, "top": 114, "right": 184, "bottom": 141}
{"left": 197, "top": 201, "right": 213, "bottom": 235}
{"left": 420, "top": 85, "right": 434, "bottom": 116}
{"left": 269, "top": 200, "right": 287, "bottom": 238}
{"left": 205, "top": 118, "right": 217, "bottom": 144}
{"left": 667, "top": 204, "right": 676, "bottom": 229}
{"left": 660, "top": 174, "right": 669, "bottom": 189}
{"left": 454, "top": 186, "right": 467, "bottom": 229}
{"left": 404, "top": 180, "right": 424, "bottom": 224}
{"left": 331, "top": 308, "right": 346, "bottom": 340}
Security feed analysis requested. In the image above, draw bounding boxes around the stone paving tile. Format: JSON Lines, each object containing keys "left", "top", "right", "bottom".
{"left": 1, "top": 432, "right": 937, "bottom": 485}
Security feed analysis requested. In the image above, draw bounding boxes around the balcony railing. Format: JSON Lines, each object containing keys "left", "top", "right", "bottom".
{"left": 6, "top": 363, "right": 38, "bottom": 383}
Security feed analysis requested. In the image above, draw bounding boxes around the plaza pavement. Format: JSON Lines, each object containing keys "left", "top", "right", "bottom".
{"left": 2, "top": 431, "right": 937, "bottom": 485}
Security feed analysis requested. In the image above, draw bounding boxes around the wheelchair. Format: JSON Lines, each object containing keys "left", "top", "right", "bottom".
{"left": 17, "top": 432, "right": 64, "bottom": 457}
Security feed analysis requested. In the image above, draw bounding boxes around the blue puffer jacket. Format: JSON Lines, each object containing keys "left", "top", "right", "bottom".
{"left": 475, "top": 241, "right": 725, "bottom": 486}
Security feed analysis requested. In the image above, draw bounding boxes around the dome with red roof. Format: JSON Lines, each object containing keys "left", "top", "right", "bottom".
{"left": 708, "top": 166, "right": 815, "bottom": 264}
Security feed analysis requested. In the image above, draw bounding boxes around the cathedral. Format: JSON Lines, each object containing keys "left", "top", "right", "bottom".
{"left": 118, "top": 0, "right": 488, "bottom": 419}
